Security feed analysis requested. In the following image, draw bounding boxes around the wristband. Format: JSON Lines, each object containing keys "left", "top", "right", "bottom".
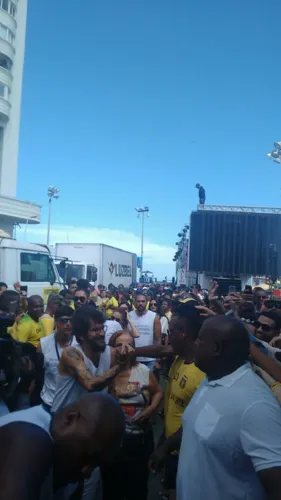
{"left": 271, "top": 382, "right": 281, "bottom": 391}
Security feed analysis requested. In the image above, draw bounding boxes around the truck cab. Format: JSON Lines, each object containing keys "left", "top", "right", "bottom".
{"left": 0, "top": 238, "right": 62, "bottom": 302}
{"left": 55, "top": 259, "right": 97, "bottom": 285}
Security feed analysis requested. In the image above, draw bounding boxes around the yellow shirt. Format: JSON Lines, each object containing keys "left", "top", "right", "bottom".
{"left": 105, "top": 297, "right": 119, "bottom": 319}
{"left": 165, "top": 356, "right": 205, "bottom": 438}
{"left": 13, "top": 314, "right": 45, "bottom": 348}
{"left": 40, "top": 314, "right": 55, "bottom": 336}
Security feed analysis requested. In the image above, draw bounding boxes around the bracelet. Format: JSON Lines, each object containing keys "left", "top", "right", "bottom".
{"left": 271, "top": 382, "right": 281, "bottom": 391}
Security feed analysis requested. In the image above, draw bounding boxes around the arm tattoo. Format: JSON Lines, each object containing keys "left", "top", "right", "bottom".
{"left": 90, "top": 365, "right": 120, "bottom": 392}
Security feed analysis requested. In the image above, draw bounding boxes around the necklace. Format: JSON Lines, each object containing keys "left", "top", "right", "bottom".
{"left": 54, "top": 335, "right": 73, "bottom": 361}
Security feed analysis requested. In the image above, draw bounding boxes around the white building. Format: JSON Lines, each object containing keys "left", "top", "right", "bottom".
{"left": 0, "top": 0, "right": 40, "bottom": 236}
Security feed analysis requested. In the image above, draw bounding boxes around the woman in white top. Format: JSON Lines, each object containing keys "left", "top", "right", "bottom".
{"left": 101, "top": 330, "right": 162, "bottom": 500}
{"left": 150, "top": 299, "right": 169, "bottom": 345}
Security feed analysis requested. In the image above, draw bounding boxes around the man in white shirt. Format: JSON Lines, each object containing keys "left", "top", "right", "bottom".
{"left": 151, "top": 315, "right": 281, "bottom": 500}
{"left": 129, "top": 292, "right": 161, "bottom": 370}
{"left": 177, "top": 316, "right": 281, "bottom": 500}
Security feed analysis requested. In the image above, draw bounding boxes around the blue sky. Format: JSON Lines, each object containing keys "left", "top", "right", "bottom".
{"left": 17, "top": 0, "right": 281, "bottom": 279}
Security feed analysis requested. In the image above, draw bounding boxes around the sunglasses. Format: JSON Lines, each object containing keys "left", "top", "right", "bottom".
{"left": 150, "top": 303, "right": 157, "bottom": 307}
{"left": 74, "top": 296, "right": 87, "bottom": 303}
{"left": 111, "top": 316, "right": 122, "bottom": 323}
{"left": 58, "top": 317, "right": 72, "bottom": 324}
{"left": 254, "top": 321, "right": 274, "bottom": 333}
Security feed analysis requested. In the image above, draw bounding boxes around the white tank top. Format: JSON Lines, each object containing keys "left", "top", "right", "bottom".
{"left": 0, "top": 405, "right": 52, "bottom": 440}
{"left": 129, "top": 310, "right": 156, "bottom": 362}
{"left": 0, "top": 405, "right": 54, "bottom": 500}
{"left": 40, "top": 333, "right": 77, "bottom": 407}
{"left": 51, "top": 345, "right": 111, "bottom": 413}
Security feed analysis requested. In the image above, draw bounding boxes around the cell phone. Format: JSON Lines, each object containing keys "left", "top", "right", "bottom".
{"left": 228, "top": 285, "right": 236, "bottom": 294}
{"left": 245, "top": 285, "right": 252, "bottom": 293}
{"left": 20, "top": 286, "right": 28, "bottom": 297}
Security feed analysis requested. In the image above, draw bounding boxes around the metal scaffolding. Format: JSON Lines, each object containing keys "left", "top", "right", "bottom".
{"left": 197, "top": 205, "right": 281, "bottom": 215}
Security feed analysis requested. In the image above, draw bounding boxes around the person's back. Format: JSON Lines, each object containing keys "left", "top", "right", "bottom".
{"left": 0, "top": 405, "right": 53, "bottom": 500}
{"left": 0, "top": 393, "right": 125, "bottom": 500}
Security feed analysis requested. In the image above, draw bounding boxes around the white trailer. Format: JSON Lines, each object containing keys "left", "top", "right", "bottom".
{"left": 55, "top": 243, "right": 137, "bottom": 288}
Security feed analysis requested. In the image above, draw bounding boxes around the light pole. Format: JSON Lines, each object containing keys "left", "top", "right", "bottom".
{"left": 135, "top": 206, "right": 150, "bottom": 278}
{"left": 266, "top": 141, "right": 281, "bottom": 164}
{"left": 47, "top": 186, "right": 59, "bottom": 246}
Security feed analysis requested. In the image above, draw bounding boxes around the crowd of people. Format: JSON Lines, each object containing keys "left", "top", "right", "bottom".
{"left": 2, "top": 278, "right": 281, "bottom": 499}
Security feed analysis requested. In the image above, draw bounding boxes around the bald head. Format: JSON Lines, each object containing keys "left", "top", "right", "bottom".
{"left": 195, "top": 315, "right": 250, "bottom": 377}
{"left": 76, "top": 392, "right": 125, "bottom": 453}
{"left": 28, "top": 295, "right": 44, "bottom": 321}
{"left": 51, "top": 393, "right": 125, "bottom": 480}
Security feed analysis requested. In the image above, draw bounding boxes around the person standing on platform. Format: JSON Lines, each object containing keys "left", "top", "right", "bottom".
{"left": 196, "top": 183, "right": 206, "bottom": 205}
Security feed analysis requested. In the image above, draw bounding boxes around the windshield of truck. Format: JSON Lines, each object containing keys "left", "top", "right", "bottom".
{"left": 87, "top": 265, "right": 97, "bottom": 282}
{"left": 20, "top": 252, "right": 56, "bottom": 283}
{"left": 56, "top": 263, "right": 65, "bottom": 280}
{"left": 66, "top": 264, "right": 84, "bottom": 281}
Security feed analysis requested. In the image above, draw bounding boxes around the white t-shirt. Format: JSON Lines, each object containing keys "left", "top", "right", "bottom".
{"left": 177, "top": 364, "right": 281, "bottom": 500}
{"left": 105, "top": 320, "right": 122, "bottom": 344}
{"left": 160, "top": 316, "right": 169, "bottom": 335}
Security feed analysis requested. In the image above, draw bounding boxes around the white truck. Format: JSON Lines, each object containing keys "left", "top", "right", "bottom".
{"left": 0, "top": 238, "right": 62, "bottom": 302}
{"left": 55, "top": 243, "right": 137, "bottom": 288}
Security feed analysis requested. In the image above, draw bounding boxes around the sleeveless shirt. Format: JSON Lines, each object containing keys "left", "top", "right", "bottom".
{"left": 129, "top": 310, "right": 156, "bottom": 362}
{"left": 40, "top": 333, "right": 77, "bottom": 407}
{"left": 51, "top": 345, "right": 111, "bottom": 413}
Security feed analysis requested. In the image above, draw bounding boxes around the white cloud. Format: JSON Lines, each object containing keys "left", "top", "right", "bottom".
{"left": 16, "top": 224, "right": 175, "bottom": 279}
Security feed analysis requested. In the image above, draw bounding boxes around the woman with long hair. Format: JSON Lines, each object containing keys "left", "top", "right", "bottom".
{"left": 150, "top": 299, "right": 169, "bottom": 346}
{"left": 111, "top": 307, "right": 140, "bottom": 338}
{"left": 101, "top": 330, "right": 162, "bottom": 500}
{"left": 119, "top": 300, "right": 133, "bottom": 313}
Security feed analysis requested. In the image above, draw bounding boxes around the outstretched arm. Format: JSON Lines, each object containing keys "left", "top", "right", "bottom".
{"left": 61, "top": 347, "right": 120, "bottom": 391}
{"left": 135, "top": 344, "right": 173, "bottom": 359}
{"left": 250, "top": 343, "right": 281, "bottom": 383}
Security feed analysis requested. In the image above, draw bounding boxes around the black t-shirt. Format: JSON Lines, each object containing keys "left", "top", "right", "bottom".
{"left": 199, "top": 186, "right": 205, "bottom": 199}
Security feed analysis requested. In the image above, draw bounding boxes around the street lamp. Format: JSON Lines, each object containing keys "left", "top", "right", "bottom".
{"left": 47, "top": 186, "right": 59, "bottom": 246}
{"left": 135, "top": 206, "right": 150, "bottom": 278}
{"left": 266, "top": 141, "right": 281, "bottom": 164}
